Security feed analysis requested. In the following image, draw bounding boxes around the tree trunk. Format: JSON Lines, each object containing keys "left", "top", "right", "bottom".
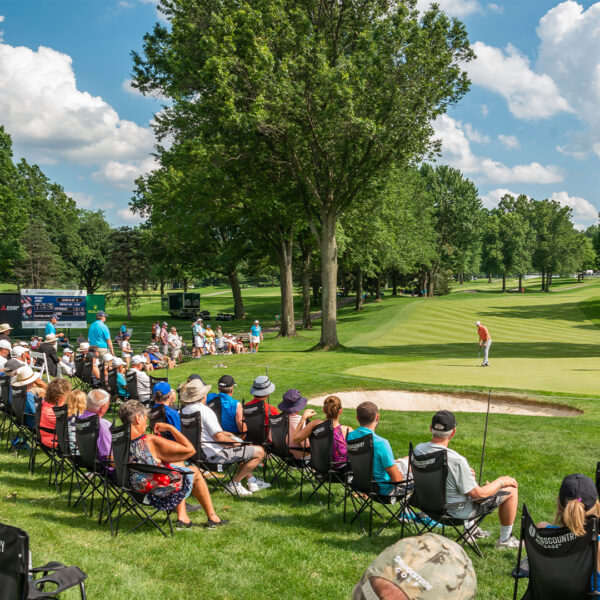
{"left": 375, "top": 274, "right": 382, "bottom": 302}
{"left": 459, "top": 272, "right": 464, "bottom": 284}
{"left": 355, "top": 266, "right": 364, "bottom": 311}
{"left": 318, "top": 211, "right": 339, "bottom": 348}
{"left": 276, "top": 236, "right": 296, "bottom": 337}
{"left": 160, "top": 279, "right": 165, "bottom": 297}
{"left": 183, "top": 277, "right": 188, "bottom": 292}
{"left": 488, "top": 273, "right": 492, "bottom": 284}
{"left": 228, "top": 269, "right": 246, "bottom": 319}
{"left": 392, "top": 270, "right": 398, "bottom": 296}
{"left": 518, "top": 274, "right": 523, "bottom": 292}
{"left": 502, "top": 274, "right": 506, "bottom": 293}
{"left": 126, "top": 289, "right": 132, "bottom": 319}
{"left": 301, "top": 244, "right": 312, "bottom": 329}
{"left": 427, "top": 269, "right": 435, "bottom": 297}
{"left": 546, "top": 272, "right": 552, "bottom": 292}
{"left": 541, "top": 270, "right": 545, "bottom": 291}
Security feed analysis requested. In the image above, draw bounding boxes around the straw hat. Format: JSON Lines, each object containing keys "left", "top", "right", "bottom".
{"left": 45, "top": 333, "right": 58, "bottom": 343}
{"left": 180, "top": 379, "right": 212, "bottom": 405}
{"left": 77, "top": 342, "right": 90, "bottom": 353}
{"left": 11, "top": 365, "right": 40, "bottom": 387}
{"left": 0, "top": 323, "right": 13, "bottom": 334}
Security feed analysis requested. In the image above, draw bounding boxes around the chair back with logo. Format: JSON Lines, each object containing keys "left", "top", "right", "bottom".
{"left": 180, "top": 411, "right": 207, "bottom": 462}
{"left": 110, "top": 422, "right": 131, "bottom": 488}
{"left": 346, "top": 434, "right": 375, "bottom": 494}
{"left": 107, "top": 368, "right": 118, "bottom": 398}
{"left": 309, "top": 420, "right": 334, "bottom": 474}
{"left": 125, "top": 372, "right": 139, "bottom": 400}
{"left": 81, "top": 360, "right": 93, "bottom": 386}
{"left": 243, "top": 400, "right": 267, "bottom": 445}
{"left": 75, "top": 414, "right": 100, "bottom": 472}
{"left": 52, "top": 404, "right": 70, "bottom": 456}
{"left": 516, "top": 504, "right": 597, "bottom": 600}
{"left": 11, "top": 389, "right": 29, "bottom": 427}
{"left": 409, "top": 444, "right": 448, "bottom": 516}
{"left": 207, "top": 396, "right": 223, "bottom": 427}
{"left": 74, "top": 354, "right": 84, "bottom": 379}
{"left": 148, "top": 403, "right": 168, "bottom": 432}
{"left": 269, "top": 412, "right": 291, "bottom": 458}
{"left": 0, "top": 521, "right": 29, "bottom": 600}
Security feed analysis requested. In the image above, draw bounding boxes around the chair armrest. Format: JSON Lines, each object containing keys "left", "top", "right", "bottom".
{"left": 30, "top": 562, "right": 66, "bottom": 573}
{"left": 128, "top": 463, "right": 174, "bottom": 476}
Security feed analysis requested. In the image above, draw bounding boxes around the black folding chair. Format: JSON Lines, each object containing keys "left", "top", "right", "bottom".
{"left": 343, "top": 434, "right": 415, "bottom": 537}
{"left": 0, "top": 521, "right": 87, "bottom": 600}
{"left": 268, "top": 412, "right": 313, "bottom": 494}
{"left": 242, "top": 400, "right": 271, "bottom": 480}
{"left": 73, "top": 355, "right": 87, "bottom": 391}
{"left": 74, "top": 415, "right": 115, "bottom": 531}
{"left": 10, "top": 388, "right": 36, "bottom": 454}
{"left": 29, "top": 401, "right": 57, "bottom": 481}
{"left": 180, "top": 411, "right": 250, "bottom": 497}
{"left": 207, "top": 396, "right": 223, "bottom": 427}
{"left": 0, "top": 374, "right": 15, "bottom": 447}
{"left": 409, "top": 443, "right": 507, "bottom": 556}
{"left": 125, "top": 371, "right": 139, "bottom": 400}
{"left": 148, "top": 403, "right": 168, "bottom": 431}
{"left": 106, "top": 368, "right": 118, "bottom": 401}
{"left": 301, "top": 420, "right": 348, "bottom": 508}
{"left": 512, "top": 504, "right": 600, "bottom": 599}
{"left": 51, "top": 404, "right": 80, "bottom": 498}
{"left": 110, "top": 422, "right": 175, "bottom": 537}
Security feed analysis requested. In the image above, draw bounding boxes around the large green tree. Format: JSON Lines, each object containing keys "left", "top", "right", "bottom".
{"left": 132, "top": 0, "right": 474, "bottom": 348}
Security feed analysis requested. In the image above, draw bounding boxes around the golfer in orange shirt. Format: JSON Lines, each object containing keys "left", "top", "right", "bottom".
{"left": 476, "top": 321, "right": 492, "bottom": 366}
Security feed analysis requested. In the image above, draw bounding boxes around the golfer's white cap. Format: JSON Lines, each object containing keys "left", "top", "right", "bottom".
{"left": 475, "top": 321, "right": 481, "bottom": 325}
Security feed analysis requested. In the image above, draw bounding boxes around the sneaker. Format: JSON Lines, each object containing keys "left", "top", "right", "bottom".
{"left": 225, "top": 480, "right": 252, "bottom": 496}
{"left": 204, "top": 518, "right": 230, "bottom": 529}
{"left": 469, "top": 526, "right": 491, "bottom": 539}
{"left": 482, "top": 362, "right": 490, "bottom": 367}
{"left": 247, "top": 478, "right": 271, "bottom": 492}
{"left": 176, "top": 520, "right": 202, "bottom": 530}
{"left": 495, "top": 535, "right": 520, "bottom": 549}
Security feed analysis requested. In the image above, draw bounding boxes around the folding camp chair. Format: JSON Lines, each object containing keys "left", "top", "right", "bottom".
{"left": 512, "top": 504, "right": 600, "bottom": 599}
{"left": 29, "top": 401, "right": 57, "bottom": 481}
{"left": 30, "top": 351, "right": 50, "bottom": 383}
{"left": 242, "top": 400, "right": 271, "bottom": 480}
{"left": 74, "top": 415, "right": 115, "bottom": 531}
{"left": 0, "top": 521, "right": 87, "bottom": 600}
{"left": 106, "top": 368, "right": 118, "bottom": 402}
{"left": 125, "top": 371, "right": 139, "bottom": 400}
{"left": 110, "top": 422, "right": 176, "bottom": 536}
{"left": 268, "top": 412, "right": 315, "bottom": 496}
{"left": 51, "top": 404, "right": 80, "bottom": 498}
{"left": 343, "top": 434, "right": 415, "bottom": 537}
{"left": 207, "top": 396, "right": 223, "bottom": 427}
{"left": 180, "top": 411, "right": 251, "bottom": 497}
{"left": 10, "top": 388, "right": 36, "bottom": 454}
{"left": 301, "top": 420, "right": 348, "bottom": 509}
{"left": 148, "top": 403, "right": 168, "bottom": 431}
{"left": 0, "top": 374, "right": 14, "bottom": 446}
{"left": 409, "top": 443, "right": 508, "bottom": 557}
{"left": 73, "top": 355, "right": 87, "bottom": 391}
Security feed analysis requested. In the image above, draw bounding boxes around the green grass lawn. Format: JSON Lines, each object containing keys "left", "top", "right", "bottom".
{"left": 3, "top": 281, "right": 600, "bottom": 598}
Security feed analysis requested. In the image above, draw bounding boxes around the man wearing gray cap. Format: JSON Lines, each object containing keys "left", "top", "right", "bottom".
{"left": 414, "top": 410, "right": 519, "bottom": 549}
{"left": 353, "top": 533, "right": 476, "bottom": 600}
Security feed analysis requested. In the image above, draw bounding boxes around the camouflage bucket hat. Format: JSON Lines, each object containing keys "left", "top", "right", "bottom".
{"left": 352, "top": 533, "right": 476, "bottom": 600}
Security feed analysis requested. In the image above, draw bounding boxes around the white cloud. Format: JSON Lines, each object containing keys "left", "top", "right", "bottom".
{"left": 480, "top": 188, "right": 519, "bottom": 209}
{"left": 537, "top": 2, "right": 600, "bottom": 157}
{"left": 0, "top": 41, "right": 155, "bottom": 166}
{"left": 480, "top": 104, "right": 489, "bottom": 118}
{"left": 417, "top": 0, "right": 481, "bottom": 16}
{"left": 433, "top": 115, "right": 563, "bottom": 184}
{"left": 67, "top": 191, "right": 94, "bottom": 208}
{"left": 117, "top": 208, "right": 142, "bottom": 222}
{"left": 550, "top": 191, "right": 598, "bottom": 223}
{"left": 122, "top": 78, "right": 143, "bottom": 97}
{"left": 0, "top": 16, "right": 4, "bottom": 22}
{"left": 466, "top": 41, "right": 572, "bottom": 120}
{"left": 92, "top": 157, "right": 158, "bottom": 189}
{"left": 487, "top": 3, "right": 503, "bottom": 13}
{"left": 498, "top": 134, "right": 520, "bottom": 149}
{"left": 464, "top": 124, "right": 490, "bottom": 143}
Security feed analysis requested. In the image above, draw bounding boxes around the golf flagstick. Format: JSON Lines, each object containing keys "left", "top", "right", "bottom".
{"left": 478, "top": 390, "right": 492, "bottom": 486}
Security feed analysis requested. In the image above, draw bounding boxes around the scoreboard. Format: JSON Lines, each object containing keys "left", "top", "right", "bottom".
{"left": 21, "top": 289, "right": 87, "bottom": 329}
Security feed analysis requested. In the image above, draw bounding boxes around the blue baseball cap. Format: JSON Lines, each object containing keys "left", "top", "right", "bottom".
{"left": 153, "top": 381, "right": 172, "bottom": 395}
{"left": 97, "top": 311, "right": 108, "bottom": 318}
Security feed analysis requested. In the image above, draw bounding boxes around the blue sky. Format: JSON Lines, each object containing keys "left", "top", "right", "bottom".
{"left": 1, "top": 0, "right": 599, "bottom": 228}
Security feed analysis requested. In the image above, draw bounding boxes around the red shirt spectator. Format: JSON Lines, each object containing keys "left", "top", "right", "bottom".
{"left": 40, "top": 379, "right": 71, "bottom": 448}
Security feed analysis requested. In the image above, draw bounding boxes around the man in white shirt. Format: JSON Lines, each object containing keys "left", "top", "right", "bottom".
{"left": 168, "top": 327, "right": 182, "bottom": 362}
{"left": 59, "top": 347, "right": 75, "bottom": 377}
{"left": 128, "top": 354, "right": 151, "bottom": 403}
{"left": 414, "top": 410, "right": 519, "bottom": 549}
{"left": 0, "top": 339, "right": 11, "bottom": 370}
{"left": 192, "top": 318, "right": 205, "bottom": 357}
{"left": 180, "top": 379, "right": 268, "bottom": 496}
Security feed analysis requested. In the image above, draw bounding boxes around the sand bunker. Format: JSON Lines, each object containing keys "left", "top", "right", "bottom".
{"left": 309, "top": 390, "right": 581, "bottom": 418}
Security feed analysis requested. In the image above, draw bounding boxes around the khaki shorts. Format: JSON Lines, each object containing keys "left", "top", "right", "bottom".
{"left": 210, "top": 444, "right": 257, "bottom": 465}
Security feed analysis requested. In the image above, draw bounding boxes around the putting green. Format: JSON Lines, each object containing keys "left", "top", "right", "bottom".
{"left": 343, "top": 284, "right": 600, "bottom": 396}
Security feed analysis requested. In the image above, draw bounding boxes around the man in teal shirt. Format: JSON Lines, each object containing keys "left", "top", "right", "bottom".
{"left": 347, "top": 401, "right": 404, "bottom": 494}
{"left": 45, "top": 315, "right": 64, "bottom": 340}
{"left": 88, "top": 311, "right": 114, "bottom": 358}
